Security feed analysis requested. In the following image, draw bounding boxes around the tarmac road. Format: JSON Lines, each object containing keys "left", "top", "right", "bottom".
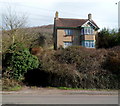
{"left": 2, "top": 95, "right": 118, "bottom": 104}
{"left": 1, "top": 87, "right": 118, "bottom": 104}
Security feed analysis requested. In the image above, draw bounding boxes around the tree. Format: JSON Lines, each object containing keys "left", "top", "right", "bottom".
{"left": 2, "top": 7, "right": 28, "bottom": 43}
{"left": 2, "top": 7, "right": 27, "bottom": 30}
{"left": 96, "top": 28, "right": 119, "bottom": 48}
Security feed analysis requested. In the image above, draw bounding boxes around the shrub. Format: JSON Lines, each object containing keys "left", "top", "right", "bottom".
{"left": 3, "top": 43, "right": 39, "bottom": 80}
{"left": 2, "top": 78, "right": 22, "bottom": 91}
{"left": 102, "top": 47, "right": 120, "bottom": 86}
{"left": 54, "top": 46, "right": 107, "bottom": 74}
{"left": 25, "top": 49, "right": 80, "bottom": 88}
{"left": 23, "top": 46, "right": 119, "bottom": 89}
{"left": 32, "top": 46, "right": 119, "bottom": 89}
{"left": 96, "top": 28, "right": 120, "bottom": 48}
{"left": 30, "top": 47, "right": 43, "bottom": 56}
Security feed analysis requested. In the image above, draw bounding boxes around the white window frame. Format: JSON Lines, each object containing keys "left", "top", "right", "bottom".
{"left": 82, "top": 41, "right": 95, "bottom": 48}
{"left": 64, "top": 42, "right": 72, "bottom": 48}
{"left": 81, "top": 29, "right": 84, "bottom": 35}
{"left": 65, "top": 29, "right": 73, "bottom": 35}
{"left": 82, "top": 27, "right": 94, "bottom": 35}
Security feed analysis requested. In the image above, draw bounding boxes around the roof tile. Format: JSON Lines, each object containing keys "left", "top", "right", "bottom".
{"left": 55, "top": 18, "right": 99, "bottom": 29}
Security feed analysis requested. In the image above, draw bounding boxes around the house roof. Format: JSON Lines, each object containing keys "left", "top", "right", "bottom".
{"left": 55, "top": 18, "right": 99, "bottom": 29}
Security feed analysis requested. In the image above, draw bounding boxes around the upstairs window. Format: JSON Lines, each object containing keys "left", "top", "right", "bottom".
{"left": 81, "top": 27, "right": 94, "bottom": 35}
{"left": 81, "top": 29, "right": 84, "bottom": 35}
{"left": 65, "top": 29, "right": 73, "bottom": 35}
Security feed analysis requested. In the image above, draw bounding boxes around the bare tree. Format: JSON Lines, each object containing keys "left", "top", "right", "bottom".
{"left": 2, "top": 7, "right": 28, "bottom": 43}
{"left": 2, "top": 7, "right": 28, "bottom": 30}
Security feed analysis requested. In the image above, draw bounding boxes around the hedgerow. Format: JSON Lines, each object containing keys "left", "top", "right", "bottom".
{"left": 3, "top": 44, "right": 119, "bottom": 89}
{"left": 25, "top": 46, "right": 119, "bottom": 89}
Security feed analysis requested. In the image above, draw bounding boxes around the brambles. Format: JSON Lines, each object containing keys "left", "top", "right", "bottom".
{"left": 24, "top": 46, "right": 119, "bottom": 89}
{"left": 2, "top": 43, "right": 120, "bottom": 89}
{"left": 2, "top": 78, "right": 22, "bottom": 91}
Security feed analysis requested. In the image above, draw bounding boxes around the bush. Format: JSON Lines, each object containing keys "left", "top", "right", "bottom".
{"left": 5, "top": 45, "right": 119, "bottom": 89}
{"left": 30, "top": 46, "right": 119, "bottom": 89}
{"left": 3, "top": 43, "right": 39, "bottom": 80}
{"left": 96, "top": 28, "right": 120, "bottom": 48}
{"left": 24, "top": 49, "right": 80, "bottom": 87}
{"left": 54, "top": 46, "right": 107, "bottom": 74}
{"left": 53, "top": 46, "right": 118, "bottom": 89}
{"left": 102, "top": 47, "right": 120, "bottom": 86}
{"left": 2, "top": 78, "right": 22, "bottom": 91}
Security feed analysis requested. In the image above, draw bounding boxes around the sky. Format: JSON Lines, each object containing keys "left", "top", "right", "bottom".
{"left": 0, "top": 0, "right": 119, "bottom": 29}
{"left": 118, "top": 1, "right": 120, "bottom": 29}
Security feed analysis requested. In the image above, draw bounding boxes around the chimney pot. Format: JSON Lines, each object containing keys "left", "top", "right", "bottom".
{"left": 55, "top": 11, "right": 58, "bottom": 19}
{"left": 88, "top": 13, "right": 92, "bottom": 20}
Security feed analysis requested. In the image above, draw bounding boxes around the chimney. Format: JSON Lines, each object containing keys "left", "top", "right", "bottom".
{"left": 88, "top": 13, "right": 92, "bottom": 20}
{"left": 55, "top": 11, "right": 58, "bottom": 19}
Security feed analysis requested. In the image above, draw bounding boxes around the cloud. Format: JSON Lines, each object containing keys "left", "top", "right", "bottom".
{"left": 1, "top": 0, "right": 118, "bottom": 28}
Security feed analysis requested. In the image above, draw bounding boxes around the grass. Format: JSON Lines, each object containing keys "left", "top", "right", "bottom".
{"left": 36, "top": 86, "right": 118, "bottom": 91}
{"left": 2, "top": 85, "right": 118, "bottom": 91}
{"left": 56, "top": 87, "right": 118, "bottom": 91}
{"left": 3, "top": 85, "right": 22, "bottom": 91}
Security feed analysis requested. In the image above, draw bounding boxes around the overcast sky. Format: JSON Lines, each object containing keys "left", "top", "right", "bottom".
{"left": 0, "top": 0, "right": 119, "bottom": 29}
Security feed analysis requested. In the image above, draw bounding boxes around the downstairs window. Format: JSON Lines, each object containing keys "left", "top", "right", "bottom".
{"left": 82, "top": 40, "right": 95, "bottom": 48}
{"left": 63, "top": 42, "right": 72, "bottom": 48}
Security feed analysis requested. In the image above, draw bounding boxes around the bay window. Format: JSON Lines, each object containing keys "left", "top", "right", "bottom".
{"left": 82, "top": 40, "right": 95, "bottom": 48}
{"left": 65, "top": 29, "right": 73, "bottom": 35}
{"left": 81, "top": 27, "right": 94, "bottom": 35}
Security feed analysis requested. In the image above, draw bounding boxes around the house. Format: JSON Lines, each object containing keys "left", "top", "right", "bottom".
{"left": 53, "top": 11, "right": 99, "bottom": 50}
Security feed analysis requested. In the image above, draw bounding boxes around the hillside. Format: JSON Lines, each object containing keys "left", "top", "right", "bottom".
{"left": 2, "top": 24, "right": 54, "bottom": 52}
{"left": 26, "top": 24, "right": 54, "bottom": 33}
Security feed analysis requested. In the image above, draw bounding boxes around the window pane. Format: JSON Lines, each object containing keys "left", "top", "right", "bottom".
{"left": 81, "top": 29, "right": 83, "bottom": 35}
{"left": 68, "top": 30, "right": 70, "bottom": 35}
{"left": 65, "top": 29, "right": 73, "bottom": 35}
{"left": 87, "top": 28, "right": 90, "bottom": 34}
{"left": 82, "top": 27, "right": 94, "bottom": 35}
{"left": 65, "top": 30, "right": 68, "bottom": 35}
{"left": 85, "top": 28, "right": 87, "bottom": 34}
{"left": 84, "top": 28, "right": 85, "bottom": 34}
{"left": 64, "top": 42, "right": 72, "bottom": 48}
{"left": 87, "top": 28, "right": 89, "bottom": 34}
{"left": 83, "top": 41, "right": 95, "bottom": 48}
{"left": 85, "top": 41, "right": 88, "bottom": 47}
{"left": 70, "top": 30, "right": 73, "bottom": 35}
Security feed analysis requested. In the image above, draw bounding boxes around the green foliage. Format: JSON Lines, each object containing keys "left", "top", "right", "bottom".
{"left": 57, "top": 87, "right": 115, "bottom": 91}
{"left": 96, "top": 28, "right": 120, "bottom": 48}
{"left": 3, "top": 43, "right": 39, "bottom": 80}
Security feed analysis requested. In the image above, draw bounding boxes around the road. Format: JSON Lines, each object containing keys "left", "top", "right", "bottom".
{"left": 2, "top": 95, "right": 118, "bottom": 104}
{"left": 1, "top": 87, "right": 118, "bottom": 104}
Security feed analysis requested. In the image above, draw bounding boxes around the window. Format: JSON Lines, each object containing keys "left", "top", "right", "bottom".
{"left": 64, "top": 42, "right": 72, "bottom": 48}
{"left": 81, "top": 28, "right": 84, "bottom": 35}
{"left": 82, "top": 41, "right": 95, "bottom": 48}
{"left": 65, "top": 29, "right": 73, "bottom": 35}
{"left": 81, "top": 27, "right": 94, "bottom": 35}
